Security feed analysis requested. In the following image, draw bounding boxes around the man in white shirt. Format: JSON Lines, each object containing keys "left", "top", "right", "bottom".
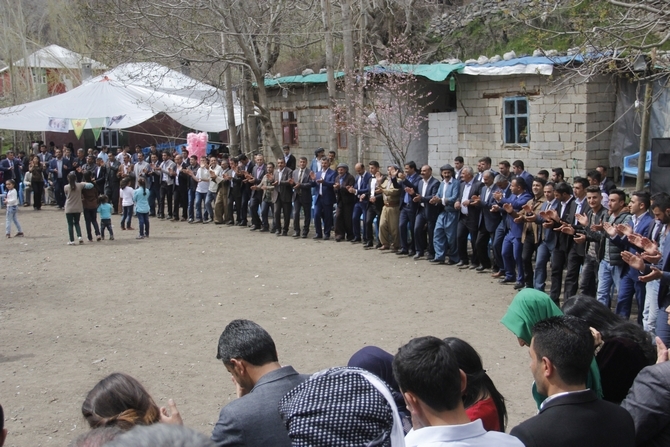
{"left": 393, "top": 336, "right": 523, "bottom": 447}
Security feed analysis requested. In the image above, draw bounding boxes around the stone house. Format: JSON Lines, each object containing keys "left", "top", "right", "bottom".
{"left": 264, "top": 58, "right": 616, "bottom": 178}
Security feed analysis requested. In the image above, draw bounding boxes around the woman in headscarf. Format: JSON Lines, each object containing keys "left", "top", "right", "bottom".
{"left": 500, "top": 288, "right": 602, "bottom": 408}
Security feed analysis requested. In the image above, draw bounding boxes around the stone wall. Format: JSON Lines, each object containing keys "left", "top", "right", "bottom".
{"left": 450, "top": 72, "right": 615, "bottom": 179}
{"left": 427, "top": 112, "right": 459, "bottom": 169}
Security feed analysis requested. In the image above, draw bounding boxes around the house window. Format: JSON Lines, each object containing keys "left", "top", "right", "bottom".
{"left": 31, "top": 68, "right": 47, "bottom": 84}
{"left": 98, "top": 129, "right": 119, "bottom": 148}
{"left": 503, "top": 97, "right": 529, "bottom": 145}
{"left": 281, "top": 111, "right": 298, "bottom": 145}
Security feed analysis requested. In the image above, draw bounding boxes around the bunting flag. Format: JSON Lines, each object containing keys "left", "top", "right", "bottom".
{"left": 71, "top": 119, "right": 88, "bottom": 139}
{"left": 107, "top": 115, "right": 126, "bottom": 127}
{"left": 47, "top": 117, "right": 70, "bottom": 133}
{"left": 89, "top": 117, "right": 105, "bottom": 142}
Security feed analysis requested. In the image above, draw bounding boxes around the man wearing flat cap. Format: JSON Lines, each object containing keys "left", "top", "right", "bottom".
{"left": 334, "top": 163, "right": 356, "bottom": 242}
{"left": 429, "top": 164, "right": 460, "bottom": 264}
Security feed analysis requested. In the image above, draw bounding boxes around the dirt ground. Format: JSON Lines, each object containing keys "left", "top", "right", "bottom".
{"left": 0, "top": 205, "right": 537, "bottom": 446}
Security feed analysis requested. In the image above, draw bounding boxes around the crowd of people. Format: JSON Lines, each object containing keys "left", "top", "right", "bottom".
{"left": 0, "top": 312, "right": 665, "bottom": 447}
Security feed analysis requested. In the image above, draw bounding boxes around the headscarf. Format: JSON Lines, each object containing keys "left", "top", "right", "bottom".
{"left": 500, "top": 289, "right": 603, "bottom": 407}
{"left": 278, "top": 367, "right": 405, "bottom": 447}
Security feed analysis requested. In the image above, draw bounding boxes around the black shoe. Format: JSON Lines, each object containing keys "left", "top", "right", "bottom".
{"left": 455, "top": 261, "right": 467, "bottom": 267}
{"left": 282, "top": 231, "right": 288, "bottom": 236}
{"left": 468, "top": 264, "right": 480, "bottom": 270}
{"left": 396, "top": 250, "right": 409, "bottom": 256}
{"left": 430, "top": 258, "right": 445, "bottom": 264}
{"left": 149, "top": 213, "right": 156, "bottom": 217}
{"left": 292, "top": 232, "right": 300, "bottom": 238}
{"left": 458, "top": 263, "right": 471, "bottom": 270}
{"left": 514, "top": 282, "right": 526, "bottom": 290}
{"left": 259, "top": 228, "right": 269, "bottom": 232}
{"left": 323, "top": 236, "right": 330, "bottom": 241}
{"left": 167, "top": 215, "right": 173, "bottom": 220}
{"left": 426, "top": 256, "right": 435, "bottom": 261}
{"left": 351, "top": 238, "right": 362, "bottom": 243}
{"left": 364, "top": 241, "right": 373, "bottom": 248}
{"left": 276, "top": 231, "right": 281, "bottom": 237}
{"left": 301, "top": 234, "right": 308, "bottom": 239}
{"left": 446, "top": 260, "right": 457, "bottom": 265}
{"left": 413, "top": 253, "right": 423, "bottom": 260}
{"left": 499, "top": 278, "right": 515, "bottom": 284}
{"left": 335, "top": 237, "right": 343, "bottom": 242}
{"left": 313, "top": 235, "right": 323, "bottom": 240}
{"left": 250, "top": 226, "right": 260, "bottom": 231}
{"left": 375, "top": 243, "right": 382, "bottom": 249}
{"left": 475, "top": 265, "right": 486, "bottom": 272}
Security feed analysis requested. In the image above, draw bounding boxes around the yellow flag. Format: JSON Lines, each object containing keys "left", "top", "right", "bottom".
{"left": 72, "top": 119, "right": 88, "bottom": 139}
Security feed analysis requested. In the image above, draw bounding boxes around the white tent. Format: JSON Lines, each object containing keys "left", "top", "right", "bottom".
{"left": 0, "top": 62, "right": 243, "bottom": 133}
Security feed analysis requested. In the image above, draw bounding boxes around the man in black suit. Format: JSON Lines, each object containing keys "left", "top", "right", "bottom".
{"left": 412, "top": 165, "right": 440, "bottom": 260}
{"left": 171, "top": 154, "right": 190, "bottom": 221}
{"left": 0, "top": 151, "right": 22, "bottom": 185}
{"left": 596, "top": 165, "right": 617, "bottom": 194}
{"left": 334, "top": 163, "right": 356, "bottom": 242}
{"left": 272, "top": 157, "right": 293, "bottom": 236}
{"left": 561, "top": 177, "right": 591, "bottom": 301}
{"left": 348, "top": 163, "right": 372, "bottom": 243}
{"left": 510, "top": 315, "right": 635, "bottom": 447}
{"left": 394, "top": 161, "right": 421, "bottom": 256}
{"left": 93, "top": 157, "right": 107, "bottom": 193}
{"left": 238, "top": 154, "right": 254, "bottom": 226}
{"left": 282, "top": 145, "right": 296, "bottom": 170}
{"left": 290, "top": 157, "right": 312, "bottom": 238}
{"left": 546, "top": 182, "right": 577, "bottom": 305}
{"left": 48, "top": 148, "right": 72, "bottom": 209}
{"left": 364, "top": 161, "right": 384, "bottom": 248}
{"left": 474, "top": 170, "right": 499, "bottom": 271}
{"left": 248, "top": 154, "right": 266, "bottom": 231}
{"left": 455, "top": 166, "right": 482, "bottom": 269}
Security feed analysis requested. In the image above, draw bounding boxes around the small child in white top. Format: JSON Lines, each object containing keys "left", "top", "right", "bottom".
{"left": 118, "top": 176, "right": 135, "bottom": 231}
{"left": 4, "top": 179, "right": 24, "bottom": 238}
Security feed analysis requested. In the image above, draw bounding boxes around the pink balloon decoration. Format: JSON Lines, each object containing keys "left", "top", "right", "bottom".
{"left": 187, "top": 132, "right": 208, "bottom": 159}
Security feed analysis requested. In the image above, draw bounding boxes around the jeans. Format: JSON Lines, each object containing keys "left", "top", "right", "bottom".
{"left": 205, "top": 191, "right": 216, "bottom": 221}
{"left": 398, "top": 204, "right": 416, "bottom": 252}
{"left": 314, "top": 197, "right": 333, "bottom": 237}
{"left": 195, "top": 191, "right": 208, "bottom": 221}
{"left": 100, "top": 218, "right": 114, "bottom": 239}
{"left": 352, "top": 202, "right": 367, "bottom": 241}
{"left": 137, "top": 212, "right": 150, "bottom": 236}
{"left": 616, "top": 268, "right": 646, "bottom": 323}
{"left": 533, "top": 242, "right": 551, "bottom": 292}
{"left": 5, "top": 205, "right": 22, "bottom": 235}
{"left": 261, "top": 201, "right": 272, "bottom": 229}
{"left": 121, "top": 205, "right": 133, "bottom": 228}
{"left": 66, "top": 212, "right": 82, "bottom": 241}
{"left": 83, "top": 208, "right": 100, "bottom": 240}
{"left": 492, "top": 221, "right": 505, "bottom": 271}
{"left": 643, "top": 280, "right": 660, "bottom": 333}
{"left": 187, "top": 188, "right": 196, "bottom": 220}
{"left": 597, "top": 260, "right": 623, "bottom": 308}
{"left": 433, "top": 211, "right": 459, "bottom": 262}
{"left": 656, "top": 307, "right": 670, "bottom": 347}
{"left": 502, "top": 233, "right": 524, "bottom": 282}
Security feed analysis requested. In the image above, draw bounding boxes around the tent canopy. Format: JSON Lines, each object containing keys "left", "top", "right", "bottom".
{"left": 0, "top": 62, "right": 242, "bottom": 133}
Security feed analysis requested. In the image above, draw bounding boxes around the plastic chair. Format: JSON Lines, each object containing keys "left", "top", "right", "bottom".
{"left": 621, "top": 151, "right": 651, "bottom": 186}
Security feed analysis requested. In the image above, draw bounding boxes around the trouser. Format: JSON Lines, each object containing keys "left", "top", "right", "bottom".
{"left": 250, "top": 194, "right": 263, "bottom": 228}
{"left": 230, "top": 195, "right": 241, "bottom": 223}
{"left": 24, "top": 184, "right": 32, "bottom": 206}
{"left": 121, "top": 205, "right": 133, "bottom": 228}
{"left": 137, "top": 212, "right": 150, "bottom": 236}
{"left": 398, "top": 204, "right": 416, "bottom": 252}
{"left": 205, "top": 191, "right": 216, "bottom": 221}
{"left": 274, "top": 199, "right": 292, "bottom": 234}
{"left": 475, "top": 226, "right": 493, "bottom": 269}
{"left": 643, "top": 280, "right": 660, "bottom": 333}
{"left": 240, "top": 189, "right": 250, "bottom": 224}
{"left": 596, "top": 260, "right": 623, "bottom": 308}
{"left": 579, "top": 254, "right": 599, "bottom": 298}
{"left": 313, "top": 197, "right": 333, "bottom": 237}
{"left": 215, "top": 185, "right": 230, "bottom": 223}
{"left": 492, "top": 221, "right": 505, "bottom": 271}
{"left": 159, "top": 182, "right": 173, "bottom": 217}
{"left": 261, "top": 201, "right": 272, "bottom": 229}
{"left": 32, "top": 181, "right": 43, "bottom": 209}
{"left": 365, "top": 204, "right": 381, "bottom": 244}
{"left": 617, "top": 268, "right": 646, "bottom": 324}
{"left": 521, "top": 233, "right": 537, "bottom": 286}
{"left": 433, "top": 211, "right": 458, "bottom": 262}
{"left": 502, "top": 233, "right": 524, "bottom": 282}
{"left": 195, "top": 191, "right": 207, "bottom": 221}
{"left": 379, "top": 205, "right": 400, "bottom": 249}
{"left": 66, "top": 212, "right": 82, "bottom": 241}
{"left": 414, "top": 211, "right": 435, "bottom": 256}
{"left": 149, "top": 184, "right": 160, "bottom": 215}
{"left": 549, "top": 248, "right": 569, "bottom": 304}
{"left": 109, "top": 183, "right": 120, "bottom": 214}
{"left": 533, "top": 242, "right": 552, "bottom": 292}
{"left": 100, "top": 218, "right": 113, "bottom": 239}
{"left": 5, "top": 205, "right": 22, "bottom": 234}
{"left": 293, "top": 199, "right": 312, "bottom": 235}
{"left": 83, "top": 208, "right": 100, "bottom": 240}
{"left": 54, "top": 178, "right": 66, "bottom": 208}
{"left": 457, "top": 218, "right": 479, "bottom": 265}
{"left": 335, "top": 203, "right": 354, "bottom": 239}
{"left": 352, "top": 202, "right": 367, "bottom": 241}
{"left": 187, "top": 188, "right": 196, "bottom": 220}
{"left": 564, "top": 247, "right": 584, "bottom": 302}
{"left": 173, "top": 187, "right": 188, "bottom": 219}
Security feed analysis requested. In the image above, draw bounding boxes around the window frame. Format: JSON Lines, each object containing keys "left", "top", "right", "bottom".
{"left": 98, "top": 129, "right": 120, "bottom": 148}
{"left": 503, "top": 96, "right": 529, "bottom": 146}
{"left": 281, "top": 111, "right": 298, "bottom": 146}
{"left": 31, "top": 68, "right": 47, "bottom": 85}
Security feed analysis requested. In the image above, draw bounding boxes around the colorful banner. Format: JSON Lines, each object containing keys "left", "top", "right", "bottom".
{"left": 47, "top": 117, "right": 70, "bottom": 133}
{"left": 71, "top": 119, "right": 88, "bottom": 139}
{"left": 107, "top": 115, "right": 126, "bottom": 127}
{"left": 89, "top": 117, "right": 105, "bottom": 142}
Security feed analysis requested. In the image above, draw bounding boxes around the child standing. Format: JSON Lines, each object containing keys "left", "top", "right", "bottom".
{"left": 119, "top": 177, "right": 135, "bottom": 231}
{"left": 133, "top": 177, "right": 150, "bottom": 239}
{"left": 97, "top": 195, "right": 114, "bottom": 240}
{"left": 4, "top": 179, "right": 24, "bottom": 238}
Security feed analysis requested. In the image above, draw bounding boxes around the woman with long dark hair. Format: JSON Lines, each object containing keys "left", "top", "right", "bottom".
{"left": 64, "top": 171, "right": 94, "bottom": 245}
{"left": 443, "top": 337, "right": 508, "bottom": 432}
{"left": 81, "top": 171, "right": 101, "bottom": 242}
{"left": 562, "top": 294, "right": 654, "bottom": 403}
{"left": 29, "top": 154, "right": 44, "bottom": 210}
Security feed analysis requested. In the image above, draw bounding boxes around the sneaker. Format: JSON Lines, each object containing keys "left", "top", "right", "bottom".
{"left": 136, "top": 235, "right": 145, "bottom": 239}
{"left": 67, "top": 241, "right": 75, "bottom": 245}
{"left": 78, "top": 237, "right": 84, "bottom": 244}
{"left": 109, "top": 236, "right": 115, "bottom": 240}
{"left": 96, "top": 236, "right": 101, "bottom": 242}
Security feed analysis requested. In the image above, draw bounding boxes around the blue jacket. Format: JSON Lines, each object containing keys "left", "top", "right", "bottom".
{"left": 436, "top": 178, "right": 460, "bottom": 214}
{"left": 354, "top": 171, "right": 372, "bottom": 203}
{"left": 311, "top": 168, "right": 337, "bottom": 206}
{"left": 537, "top": 199, "right": 560, "bottom": 250}
{"left": 499, "top": 191, "right": 533, "bottom": 238}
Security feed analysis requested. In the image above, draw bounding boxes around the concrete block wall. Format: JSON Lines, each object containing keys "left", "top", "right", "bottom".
{"left": 428, "top": 111, "right": 458, "bottom": 168}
